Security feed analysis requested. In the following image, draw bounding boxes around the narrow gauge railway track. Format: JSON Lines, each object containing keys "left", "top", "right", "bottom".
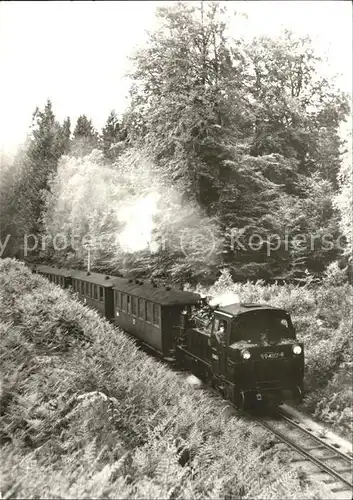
{"left": 255, "top": 408, "right": 353, "bottom": 497}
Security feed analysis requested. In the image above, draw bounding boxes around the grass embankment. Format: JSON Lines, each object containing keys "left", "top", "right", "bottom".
{"left": 0, "top": 258, "right": 325, "bottom": 499}
{"left": 197, "top": 270, "right": 353, "bottom": 440}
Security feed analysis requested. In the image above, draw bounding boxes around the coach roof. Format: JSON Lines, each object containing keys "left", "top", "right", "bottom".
{"left": 70, "top": 269, "right": 122, "bottom": 287}
{"left": 113, "top": 280, "right": 201, "bottom": 306}
{"left": 35, "top": 265, "right": 71, "bottom": 277}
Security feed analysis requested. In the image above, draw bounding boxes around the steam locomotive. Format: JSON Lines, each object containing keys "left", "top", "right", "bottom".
{"left": 29, "top": 264, "right": 304, "bottom": 408}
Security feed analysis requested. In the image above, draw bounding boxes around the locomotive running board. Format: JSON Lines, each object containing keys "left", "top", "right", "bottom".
{"left": 177, "top": 346, "right": 211, "bottom": 369}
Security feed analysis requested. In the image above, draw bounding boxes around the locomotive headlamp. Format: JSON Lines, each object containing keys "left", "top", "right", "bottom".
{"left": 242, "top": 350, "right": 251, "bottom": 360}
{"left": 292, "top": 345, "right": 302, "bottom": 355}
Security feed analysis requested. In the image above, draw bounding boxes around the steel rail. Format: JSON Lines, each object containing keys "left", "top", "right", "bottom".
{"left": 257, "top": 416, "right": 353, "bottom": 492}
{"left": 277, "top": 408, "right": 353, "bottom": 463}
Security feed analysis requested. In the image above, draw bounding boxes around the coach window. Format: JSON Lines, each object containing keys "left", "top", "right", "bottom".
{"left": 99, "top": 286, "right": 104, "bottom": 302}
{"left": 121, "top": 293, "right": 126, "bottom": 311}
{"left": 127, "top": 295, "right": 131, "bottom": 314}
{"left": 132, "top": 296, "right": 137, "bottom": 316}
{"left": 153, "top": 304, "right": 161, "bottom": 327}
{"left": 138, "top": 299, "right": 145, "bottom": 319}
{"left": 115, "top": 292, "right": 121, "bottom": 309}
{"left": 146, "top": 301, "right": 153, "bottom": 323}
{"left": 94, "top": 285, "right": 98, "bottom": 300}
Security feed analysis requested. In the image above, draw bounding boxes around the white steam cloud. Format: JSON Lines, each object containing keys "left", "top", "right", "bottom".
{"left": 117, "top": 192, "right": 160, "bottom": 253}
{"left": 209, "top": 291, "right": 241, "bottom": 307}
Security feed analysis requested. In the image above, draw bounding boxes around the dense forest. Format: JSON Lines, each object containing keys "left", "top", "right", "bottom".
{"left": 0, "top": 2, "right": 352, "bottom": 287}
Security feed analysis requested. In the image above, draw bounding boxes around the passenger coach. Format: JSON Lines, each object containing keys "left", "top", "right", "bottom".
{"left": 35, "top": 265, "right": 71, "bottom": 288}
{"left": 112, "top": 280, "right": 200, "bottom": 357}
{"left": 70, "top": 269, "right": 123, "bottom": 320}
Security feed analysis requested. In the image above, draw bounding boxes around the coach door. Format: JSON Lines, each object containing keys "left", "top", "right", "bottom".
{"left": 105, "top": 287, "right": 115, "bottom": 320}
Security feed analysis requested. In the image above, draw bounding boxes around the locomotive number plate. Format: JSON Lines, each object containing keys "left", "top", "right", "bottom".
{"left": 260, "top": 352, "right": 284, "bottom": 359}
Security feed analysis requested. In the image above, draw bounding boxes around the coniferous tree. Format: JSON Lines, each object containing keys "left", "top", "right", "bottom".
{"left": 72, "top": 115, "right": 99, "bottom": 156}
{"left": 3, "top": 100, "right": 70, "bottom": 258}
{"left": 57, "top": 117, "right": 71, "bottom": 156}
{"left": 101, "top": 110, "right": 126, "bottom": 160}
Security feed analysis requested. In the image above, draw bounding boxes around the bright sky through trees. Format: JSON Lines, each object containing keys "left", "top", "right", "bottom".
{"left": 0, "top": 1, "right": 351, "bottom": 156}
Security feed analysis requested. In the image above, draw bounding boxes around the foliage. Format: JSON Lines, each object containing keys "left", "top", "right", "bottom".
{"left": 123, "top": 2, "right": 350, "bottom": 281}
{"left": 333, "top": 129, "right": 353, "bottom": 257}
{"left": 244, "top": 30, "right": 350, "bottom": 186}
{"left": 0, "top": 258, "right": 327, "bottom": 499}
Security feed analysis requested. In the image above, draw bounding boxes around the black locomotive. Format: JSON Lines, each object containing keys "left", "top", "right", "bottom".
{"left": 30, "top": 264, "right": 304, "bottom": 408}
